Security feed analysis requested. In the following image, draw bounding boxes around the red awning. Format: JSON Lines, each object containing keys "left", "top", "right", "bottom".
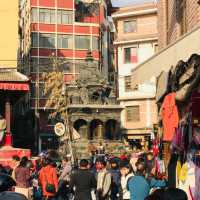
{"left": 0, "top": 82, "right": 29, "bottom": 91}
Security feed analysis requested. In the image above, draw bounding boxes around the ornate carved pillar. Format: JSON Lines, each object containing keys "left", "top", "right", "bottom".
{"left": 97, "top": 124, "right": 104, "bottom": 140}
{"left": 4, "top": 98, "right": 12, "bottom": 146}
{"left": 80, "top": 124, "right": 88, "bottom": 140}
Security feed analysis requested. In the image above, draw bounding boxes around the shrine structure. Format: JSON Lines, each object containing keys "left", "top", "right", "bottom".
{"left": 0, "top": 69, "right": 30, "bottom": 166}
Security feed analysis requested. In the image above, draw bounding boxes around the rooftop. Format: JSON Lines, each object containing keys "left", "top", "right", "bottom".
{"left": 112, "top": 2, "right": 157, "bottom": 18}
{"left": 0, "top": 69, "right": 29, "bottom": 82}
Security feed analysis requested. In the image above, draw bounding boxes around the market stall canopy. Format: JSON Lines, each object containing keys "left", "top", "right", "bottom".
{"left": 131, "top": 26, "right": 200, "bottom": 88}
{"left": 0, "top": 69, "right": 29, "bottom": 91}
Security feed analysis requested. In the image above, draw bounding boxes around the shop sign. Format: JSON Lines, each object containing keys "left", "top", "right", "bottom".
{"left": 54, "top": 122, "right": 65, "bottom": 137}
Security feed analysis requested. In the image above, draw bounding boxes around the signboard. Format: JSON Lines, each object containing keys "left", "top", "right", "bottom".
{"left": 54, "top": 122, "right": 65, "bottom": 137}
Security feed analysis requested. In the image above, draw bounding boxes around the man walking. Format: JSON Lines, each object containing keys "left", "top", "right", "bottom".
{"left": 97, "top": 160, "right": 111, "bottom": 200}
{"left": 57, "top": 157, "right": 72, "bottom": 200}
{"left": 69, "top": 159, "right": 96, "bottom": 200}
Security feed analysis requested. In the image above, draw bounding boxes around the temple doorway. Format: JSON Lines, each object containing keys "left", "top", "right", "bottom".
{"left": 105, "top": 119, "right": 118, "bottom": 140}
{"left": 89, "top": 119, "right": 103, "bottom": 140}
{"left": 74, "top": 119, "right": 88, "bottom": 139}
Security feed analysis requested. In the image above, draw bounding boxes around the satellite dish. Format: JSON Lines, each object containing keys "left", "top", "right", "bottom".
{"left": 54, "top": 122, "right": 65, "bottom": 137}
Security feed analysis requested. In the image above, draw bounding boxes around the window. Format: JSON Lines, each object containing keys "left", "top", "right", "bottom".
{"left": 125, "top": 76, "right": 132, "bottom": 91}
{"left": 57, "top": 58, "right": 73, "bottom": 72}
{"left": 39, "top": 58, "right": 53, "bottom": 72}
{"left": 40, "top": 34, "right": 55, "bottom": 48}
{"left": 124, "top": 47, "right": 137, "bottom": 64}
{"left": 39, "top": 9, "right": 50, "bottom": 23}
{"left": 126, "top": 106, "right": 140, "bottom": 122}
{"left": 176, "top": 0, "right": 187, "bottom": 35}
{"left": 50, "top": 9, "right": 56, "bottom": 24}
{"left": 57, "top": 35, "right": 73, "bottom": 49}
{"left": 92, "top": 37, "right": 99, "bottom": 50}
{"left": 30, "top": 57, "right": 39, "bottom": 72}
{"left": 124, "top": 20, "right": 137, "bottom": 33}
{"left": 57, "top": 10, "right": 73, "bottom": 24}
{"left": 31, "top": 33, "right": 38, "bottom": 47}
{"left": 32, "top": 8, "right": 73, "bottom": 24}
{"left": 36, "top": 8, "right": 55, "bottom": 24}
{"left": 30, "top": 83, "right": 36, "bottom": 98}
{"left": 75, "top": 35, "right": 90, "bottom": 49}
{"left": 39, "top": 83, "right": 45, "bottom": 98}
{"left": 31, "top": 8, "right": 38, "bottom": 22}
{"left": 30, "top": 58, "right": 73, "bottom": 73}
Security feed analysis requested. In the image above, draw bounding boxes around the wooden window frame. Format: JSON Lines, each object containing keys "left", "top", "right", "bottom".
{"left": 126, "top": 106, "right": 140, "bottom": 122}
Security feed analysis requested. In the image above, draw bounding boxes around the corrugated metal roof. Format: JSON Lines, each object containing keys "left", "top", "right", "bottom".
{"left": 0, "top": 69, "right": 29, "bottom": 82}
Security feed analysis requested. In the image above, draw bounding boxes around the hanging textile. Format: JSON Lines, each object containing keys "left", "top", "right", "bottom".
{"left": 178, "top": 161, "right": 195, "bottom": 200}
{"left": 162, "top": 92, "right": 179, "bottom": 141}
{"left": 168, "top": 153, "right": 179, "bottom": 188}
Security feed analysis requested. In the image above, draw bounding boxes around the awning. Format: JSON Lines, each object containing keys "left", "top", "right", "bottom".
{"left": 122, "top": 128, "right": 152, "bottom": 139}
{"left": 132, "top": 26, "right": 200, "bottom": 88}
{"left": 127, "top": 135, "right": 148, "bottom": 139}
{"left": 0, "top": 82, "right": 29, "bottom": 91}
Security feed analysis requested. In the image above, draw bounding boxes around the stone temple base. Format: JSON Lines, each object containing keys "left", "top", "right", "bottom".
{"left": 72, "top": 139, "right": 125, "bottom": 159}
{"left": 0, "top": 146, "right": 31, "bottom": 167}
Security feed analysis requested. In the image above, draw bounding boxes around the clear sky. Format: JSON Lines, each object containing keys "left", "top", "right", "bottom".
{"left": 111, "top": 0, "right": 155, "bottom": 7}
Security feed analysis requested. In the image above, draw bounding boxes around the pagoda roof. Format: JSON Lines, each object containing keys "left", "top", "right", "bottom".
{"left": 0, "top": 69, "right": 29, "bottom": 82}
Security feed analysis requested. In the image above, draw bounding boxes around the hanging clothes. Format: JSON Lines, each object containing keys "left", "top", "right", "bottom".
{"left": 183, "top": 113, "right": 193, "bottom": 151}
{"left": 194, "top": 165, "right": 200, "bottom": 200}
{"left": 176, "top": 160, "right": 181, "bottom": 187}
{"left": 162, "top": 93, "right": 179, "bottom": 141}
{"left": 171, "top": 126, "right": 184, "bottom": 151}
{"left": 168, "top": 153, "right": 179, "bottom": 188}
{"left": 178, "top": 161, "right": 195, "bottom": 200}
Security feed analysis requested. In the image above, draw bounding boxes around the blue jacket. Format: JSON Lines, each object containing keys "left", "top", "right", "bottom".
{"left": 127, "top": 175, "right": 166, "bottom": 200}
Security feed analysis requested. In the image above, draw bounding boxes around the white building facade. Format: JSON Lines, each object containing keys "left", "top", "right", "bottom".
{"left": 112, "top": 3, "right": 158, "bottom": 145}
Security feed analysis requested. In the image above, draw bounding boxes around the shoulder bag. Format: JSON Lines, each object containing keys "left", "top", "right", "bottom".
{"left": 44, "top": 169, "right": 56, "bottom": 194}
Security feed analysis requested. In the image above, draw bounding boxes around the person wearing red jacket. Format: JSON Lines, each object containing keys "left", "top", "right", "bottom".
{"left": 39, "top": 157, "right": 58, "bottom": 200}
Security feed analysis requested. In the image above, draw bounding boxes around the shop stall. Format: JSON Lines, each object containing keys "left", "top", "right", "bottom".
{"left": 157, "top": 54, "right": 200, "bottom": 199}
{"left": 0, "top": 69, "right": 30, "bottom": 166}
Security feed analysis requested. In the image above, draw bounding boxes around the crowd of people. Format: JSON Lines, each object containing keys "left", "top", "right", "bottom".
{"left": 0, "top": 151, "right": 189, "bottom": 200}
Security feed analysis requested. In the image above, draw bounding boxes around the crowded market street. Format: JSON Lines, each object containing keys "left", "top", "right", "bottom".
{"left": 1, "top": 0, "right": 200, "bottom": 200}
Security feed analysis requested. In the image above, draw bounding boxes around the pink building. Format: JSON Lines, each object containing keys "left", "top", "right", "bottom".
{"left": 112, "top": 2, "right": 158, "bottom": 147}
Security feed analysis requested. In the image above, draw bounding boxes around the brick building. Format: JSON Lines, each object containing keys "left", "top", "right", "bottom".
{"left": 19, "top": 0, "right": 122, "bottom": 154}
{"left": 112, "top": 2, "right": 158, "bottom": 147}
{"left": 131, "top": 0, "right": 200, "bottom": 91}
{"left": 158, "top": 0, "right": 200, "bottom": 49}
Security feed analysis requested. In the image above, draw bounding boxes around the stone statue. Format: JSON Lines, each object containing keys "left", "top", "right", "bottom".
{"left": 80, "top": 86, "right": 89, "bottom": 104}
